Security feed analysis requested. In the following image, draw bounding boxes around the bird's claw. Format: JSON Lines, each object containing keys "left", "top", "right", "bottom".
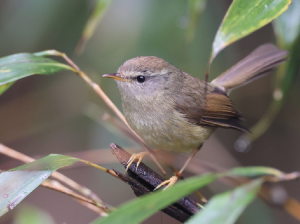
{"left": 154, "top": 176, "right": 178, "bottom": 191}
{"left": 125, "top": 152, "right": 149, "bottom": 173}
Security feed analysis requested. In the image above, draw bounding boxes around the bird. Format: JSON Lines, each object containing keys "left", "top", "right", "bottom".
{"left": 103, "top": 43, "right": 288, "bottom": 190}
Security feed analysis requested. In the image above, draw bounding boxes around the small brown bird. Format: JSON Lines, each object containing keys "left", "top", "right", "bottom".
{"left": 103, "top": 44, "right": 288, "bottom": 189}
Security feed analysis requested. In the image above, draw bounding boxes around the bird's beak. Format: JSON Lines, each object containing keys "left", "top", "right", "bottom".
{"left": 102, "top": 73, "right": 128, "bottom": 82}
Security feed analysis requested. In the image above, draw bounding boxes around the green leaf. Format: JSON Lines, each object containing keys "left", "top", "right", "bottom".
{"left": 0, "top": 81, "right": 15, "bottom": 96}
{"left": 75, "top": 0, "right": 113, "bottom": 55}
{"left": 186, "top": 179, "right": 263, "bottom": 224}
{"left": 0, "top": 154, "right": 80, "bottom": 217}
{"left": 0, "top": 53, "right": 72, "bottom": 86}
{"left": 211, "top": 0, "right": 291, "bottom": 61}
{"left": 91, "top": 166, "right": 280, "bottom": 224}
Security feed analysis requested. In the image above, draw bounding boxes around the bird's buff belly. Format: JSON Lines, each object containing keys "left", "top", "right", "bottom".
{"left": 126, "top": 110, "right": 214, "bottom": 153}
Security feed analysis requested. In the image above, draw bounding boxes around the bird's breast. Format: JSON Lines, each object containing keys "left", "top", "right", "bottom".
{"left": 122, "top": 97, "right": 214, "bottom": 153}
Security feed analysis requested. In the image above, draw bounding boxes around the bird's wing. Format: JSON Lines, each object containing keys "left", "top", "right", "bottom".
{"left": 198, "top": 89, "right": 249, "bottom": 132}
{"left": 174, "top": 75, "right": 249, "bottom": 132}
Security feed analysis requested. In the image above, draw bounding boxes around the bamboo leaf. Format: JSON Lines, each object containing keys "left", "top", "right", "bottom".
{"left": 0, "top": 52, "right": 72, "bottom": 86}
{"left": 211, "top": 0, "right": 291, "bottom": 61}
{"left": 0, "top": 154, "right": 80, "bottom": 216}
{"left": 186, "top": 179, "right": 263, "bottom": 224}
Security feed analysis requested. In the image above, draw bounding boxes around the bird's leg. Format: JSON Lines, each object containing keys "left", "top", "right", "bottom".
{"left": 126, "top": 149, "right": 162, "bottom": 172}
{"left": 154, "top": 146, "right": 201, "bottom": 191}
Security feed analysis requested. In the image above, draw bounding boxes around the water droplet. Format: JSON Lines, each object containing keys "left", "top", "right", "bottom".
{"left": 40, "top": 174, "right": 48, "bottom": 180}
{"left": 7, "top": 202, "right": 15, "bottom": 210}
{"left": 3, "top": 194, "right": 9, "bottom": 199}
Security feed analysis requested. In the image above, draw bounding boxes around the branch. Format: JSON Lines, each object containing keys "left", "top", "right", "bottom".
{"left": 109, "top": 143, "right": 201, "bottom": 222}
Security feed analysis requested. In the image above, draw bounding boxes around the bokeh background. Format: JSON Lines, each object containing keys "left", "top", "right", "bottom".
{"left": 0, "top": 0, "right": 299, "bottom": 223}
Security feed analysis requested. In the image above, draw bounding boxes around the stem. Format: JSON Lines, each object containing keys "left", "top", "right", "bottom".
{"left": 80, "top": 159, "right": 118, "bottom": 178}
{"left": 42, "top": 179, "right": 110, "bottom": 215}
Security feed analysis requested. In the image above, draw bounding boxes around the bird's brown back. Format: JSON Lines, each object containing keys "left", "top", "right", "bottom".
{"left": 174, "top": 72, "right": 249, "bottom": 132}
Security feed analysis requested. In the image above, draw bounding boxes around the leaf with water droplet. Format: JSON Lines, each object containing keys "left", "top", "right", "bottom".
{"left": 0, "top": 154, "right": 80, "bottom": 216}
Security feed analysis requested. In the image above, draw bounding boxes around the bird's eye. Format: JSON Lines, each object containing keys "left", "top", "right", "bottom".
{"left": 136, "top": 75, "right": 146, "bottom": 83}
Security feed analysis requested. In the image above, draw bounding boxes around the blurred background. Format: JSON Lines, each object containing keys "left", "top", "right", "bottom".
{"left": 0, "top": 0, "right": 299, "bottom": 223}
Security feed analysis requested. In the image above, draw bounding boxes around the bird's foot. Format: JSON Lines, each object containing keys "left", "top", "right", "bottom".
{"left": 126, "top": 151, "right": 150, "bottom": 172}
{"left": 154, "top": 176, "right": 178, "bottom": 191}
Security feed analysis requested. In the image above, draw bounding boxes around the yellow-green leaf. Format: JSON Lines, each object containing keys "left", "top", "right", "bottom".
{"left": 211, "top": 0, "right": 291, "bottom": 61}
{"left": 0, "top": 81, "right": 15, "bottom": 96}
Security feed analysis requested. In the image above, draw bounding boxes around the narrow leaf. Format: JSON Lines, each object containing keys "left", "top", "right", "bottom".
{"left": 186, "top": 179, "right": 263, "bottom": 224}
{"left": 0, "top": 53, "right": 72, "bottom": 86}
{"left": 211, "top": 0, "right": 291, "bottom": 61}
{"left": 0, "top": 154, "right": 80, "bottom": 216}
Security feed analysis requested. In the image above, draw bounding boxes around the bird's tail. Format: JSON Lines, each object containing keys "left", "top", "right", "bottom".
{"left": 211, "top": 43, "right": 288, "bottom": 92}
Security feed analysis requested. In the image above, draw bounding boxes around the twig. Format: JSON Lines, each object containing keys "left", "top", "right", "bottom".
{"left": 41, "top": 179, "right": 110, "bottom": 216}
{"left": 114, "top": 170, "right": 191, "bottom": 223}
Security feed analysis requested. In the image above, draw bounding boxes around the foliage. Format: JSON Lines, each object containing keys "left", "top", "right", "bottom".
{"left": 0, "top": 0, "right": 298, "bottom": 224}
